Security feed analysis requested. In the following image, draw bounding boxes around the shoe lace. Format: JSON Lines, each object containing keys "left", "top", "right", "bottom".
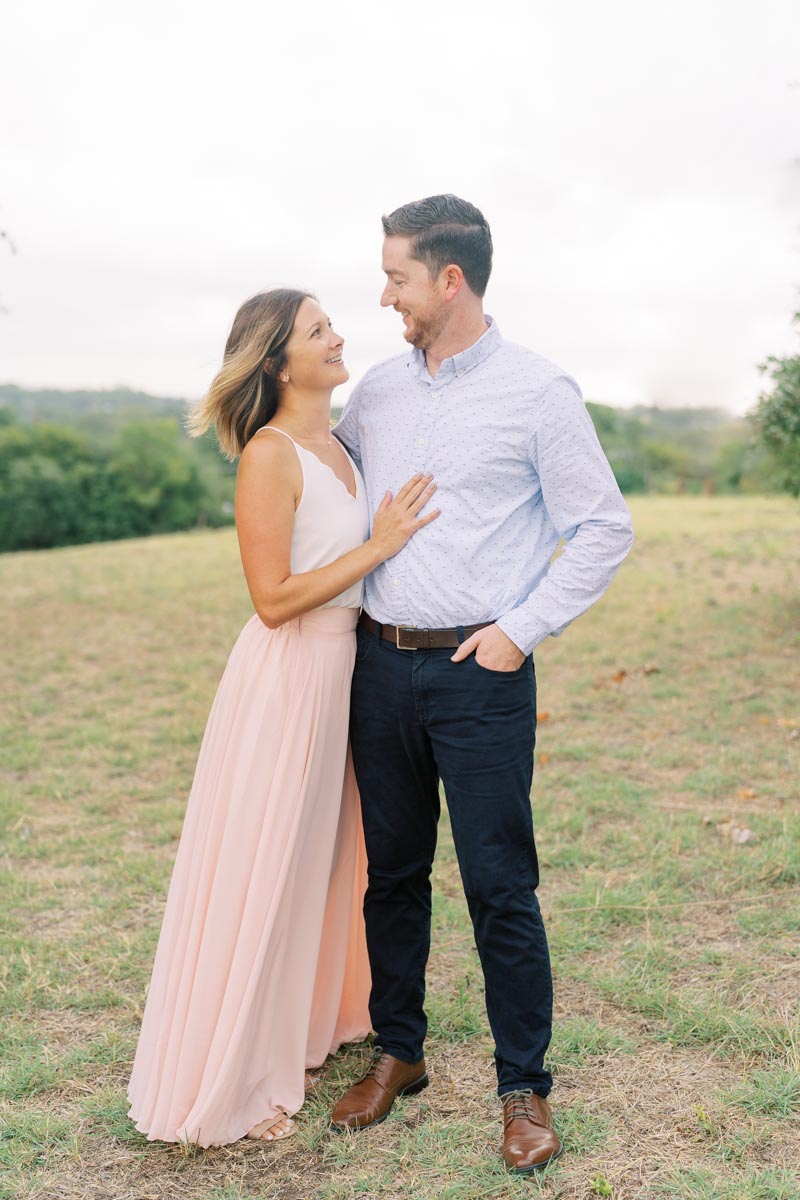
{"left": 503, "top": 1088, "right": 538, "bottom": 1123}
{"left": 358, "top": 1045, "right": 385, "bottom": 1084}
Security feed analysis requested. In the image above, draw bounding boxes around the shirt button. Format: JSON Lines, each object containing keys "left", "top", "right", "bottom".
{"left": 415, "top": 437, "right": 426, "bottom": 447}
{"left": 431, "top": 391, "right": 439, "bottom": 399}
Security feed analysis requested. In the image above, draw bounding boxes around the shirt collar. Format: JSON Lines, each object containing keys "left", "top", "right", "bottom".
{"left": 408, "top": 314, "right": 501, "bottom": 383}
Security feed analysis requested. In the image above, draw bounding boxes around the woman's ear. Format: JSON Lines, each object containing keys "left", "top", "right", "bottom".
{"left": 264, "top": 356, "right": 289, "bottom": 384}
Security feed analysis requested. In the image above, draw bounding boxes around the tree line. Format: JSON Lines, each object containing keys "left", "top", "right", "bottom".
{"left": 0, "top": 402, "right": 235, "bottom": 552}
{"left": 0, "top": 347, "right": 797, "bottom": 554}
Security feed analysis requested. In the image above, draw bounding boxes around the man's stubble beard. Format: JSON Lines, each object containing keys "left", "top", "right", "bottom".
{"left": 405, "top": 300, "right": 449, "bottom": 351}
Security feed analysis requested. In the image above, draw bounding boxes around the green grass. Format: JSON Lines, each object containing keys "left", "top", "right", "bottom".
{"left": 1, "top": 496, "right": 799, "bottom": 1199}
{"left": 652, "top": 1166, "right": 800, "bottom": 1199}
{"left": 549, "top": 1017, "right": 634, "bottom": 1068}
{"left": 723, "top": 1069, "right": 800, "bottom": 1118}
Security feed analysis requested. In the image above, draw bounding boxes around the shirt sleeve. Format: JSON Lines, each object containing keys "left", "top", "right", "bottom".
{"left": 332, "top": 381, "right": 362, "bottom": 471}
{"left": 495, "top": 375, "right": 634, "bottom": 655}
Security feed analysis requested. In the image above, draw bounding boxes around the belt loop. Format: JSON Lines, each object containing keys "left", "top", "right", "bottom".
{"left": 360, "top": 610, "right": 379, "bottom": 641}
{"left": 456, "top": 624, "right": 465, "bottom": 644}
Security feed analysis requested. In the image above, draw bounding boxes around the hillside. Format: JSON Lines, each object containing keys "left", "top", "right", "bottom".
{"left": 0, "top": 383, "right": 186, "bottom": 426}
{"left": 0, "top": 387, "right": 772, "bottom": 490}
{"left": 0, "top": 385, "right": 781, "bottom": 553}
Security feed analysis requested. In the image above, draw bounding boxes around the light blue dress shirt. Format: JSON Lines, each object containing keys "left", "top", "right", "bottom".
{"left": 334, "top": 317, "right": 633, "bottom": 655}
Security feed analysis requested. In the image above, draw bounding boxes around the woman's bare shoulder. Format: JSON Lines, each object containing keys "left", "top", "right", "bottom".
{"left": 240, "top": 427, "right": 298, "bottom": 470}
{"left": 237, "top": 428, "right": 302, "bottom": 506}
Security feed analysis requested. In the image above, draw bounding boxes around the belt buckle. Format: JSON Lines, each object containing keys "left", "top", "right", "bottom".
{"left": 396, "top": 625, "right": 419, "bottom": 650}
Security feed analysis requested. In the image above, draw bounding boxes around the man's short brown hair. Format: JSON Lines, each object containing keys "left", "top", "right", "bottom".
{"left": 382, "top": 194, "right": 493, "bottom": 298}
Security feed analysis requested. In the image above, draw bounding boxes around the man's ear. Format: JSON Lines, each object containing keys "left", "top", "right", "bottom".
{"left": 442, "top": 263, "right": 464, "bottom": 301}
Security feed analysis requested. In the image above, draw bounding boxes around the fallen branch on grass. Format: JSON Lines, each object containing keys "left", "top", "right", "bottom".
{"left": 552, "top": 891, "right": 793, "bottom": 914}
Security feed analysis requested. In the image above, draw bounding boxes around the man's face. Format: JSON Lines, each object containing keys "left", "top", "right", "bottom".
{"left": 380, "top": 236, "right": 448, "bottom": 350}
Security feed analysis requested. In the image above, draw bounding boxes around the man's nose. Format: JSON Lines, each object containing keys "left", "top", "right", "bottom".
{"left": 380, "top": 283, "right": 396, "bottom": 308}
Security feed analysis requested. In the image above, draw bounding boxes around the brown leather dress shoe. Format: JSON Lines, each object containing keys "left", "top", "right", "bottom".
{"left": 330, "top": 1050, "right": 428, "bottom": 1131}
{"left": 501, "top": 1090, "right": 562, "bottom": 1173}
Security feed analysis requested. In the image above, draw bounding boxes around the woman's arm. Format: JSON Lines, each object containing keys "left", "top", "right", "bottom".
{"left": 235, "top": 433, "right": 438, "bottom": 629}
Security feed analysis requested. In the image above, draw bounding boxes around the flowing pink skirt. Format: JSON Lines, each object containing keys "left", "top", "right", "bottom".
{"left": 127, "top": 607, "right": 371, "bottom": 1147}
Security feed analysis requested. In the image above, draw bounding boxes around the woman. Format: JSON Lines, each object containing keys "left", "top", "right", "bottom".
{"left": 127, "top": 288, "right": 439, "bottom": 1147}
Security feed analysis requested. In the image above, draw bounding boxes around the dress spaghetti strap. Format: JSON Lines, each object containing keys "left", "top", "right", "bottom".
{"left": 257, "top": 426, "right": 298, "bottom": 446}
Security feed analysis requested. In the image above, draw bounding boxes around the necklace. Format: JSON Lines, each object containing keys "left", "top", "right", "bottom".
{"left": 296, "top": 431, "right": 333, "bottom": 447}
{"left": 296, "top": 434, "right": 333, "bottom": 448}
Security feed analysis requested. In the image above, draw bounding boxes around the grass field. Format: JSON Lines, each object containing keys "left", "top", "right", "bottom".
{"left": 1, "top": 495, "right": 799, "bottom": 1200}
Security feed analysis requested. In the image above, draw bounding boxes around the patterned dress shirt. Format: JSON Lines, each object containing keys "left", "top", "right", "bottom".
{"left": 334, "top": 317, "right": 633, "bottom": 655}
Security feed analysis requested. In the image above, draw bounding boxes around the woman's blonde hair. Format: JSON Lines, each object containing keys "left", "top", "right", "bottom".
{"left": 188, "top": 288, "right": 313, "bottom": 460}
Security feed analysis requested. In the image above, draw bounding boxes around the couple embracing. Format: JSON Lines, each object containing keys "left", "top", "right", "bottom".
{"left": 127, "top": 194, "right": 633, "bottom": 1174}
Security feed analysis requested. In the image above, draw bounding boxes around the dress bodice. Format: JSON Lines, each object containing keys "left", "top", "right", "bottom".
{"left": 258, "top": 427, "right": 369, "bottom": 609}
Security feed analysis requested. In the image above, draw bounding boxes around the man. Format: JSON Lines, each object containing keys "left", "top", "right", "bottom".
{"left": 332, "top": 194, "right": 633, "bottom": 1174}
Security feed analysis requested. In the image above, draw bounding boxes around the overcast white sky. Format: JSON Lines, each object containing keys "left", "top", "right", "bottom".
{"left": 1, "top": 0, "right": 798, "bottom": 413}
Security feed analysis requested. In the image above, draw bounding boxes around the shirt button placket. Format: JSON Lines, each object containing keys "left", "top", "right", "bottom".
{"left": 391, "top": 567, "right": 407, "bottom": 624}
{"left": 411, "top": 387, "right": 440, "bottom": 473}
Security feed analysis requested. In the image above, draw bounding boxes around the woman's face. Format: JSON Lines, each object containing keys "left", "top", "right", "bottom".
{"left": 283, "top": 297, "right": 349, "bottom": 391}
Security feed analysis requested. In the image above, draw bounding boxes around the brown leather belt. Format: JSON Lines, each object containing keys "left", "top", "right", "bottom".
{"left": 358, "top": 610, "right": 491, "bottom": 650}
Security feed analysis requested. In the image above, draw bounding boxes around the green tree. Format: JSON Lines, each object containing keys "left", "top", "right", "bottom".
{"left": 0, "top": 424, "right": 97, "bottom": 549}
{"left": 0, "top": 454, "right": 83, "bottom": 550}
{"left": 106, "top": 419, "right": 208, "bottom": 536}
{"left": 586, "top": 402, "right": 648, "bottom": 492}
{"left": 0, "top": 418, "right": 229, "bottom": 552}
{"left": 712, "top": 430, "right": 782, "bottom": 494}
{"left": 754, "top": 310, "right": 800, "bottom": 496}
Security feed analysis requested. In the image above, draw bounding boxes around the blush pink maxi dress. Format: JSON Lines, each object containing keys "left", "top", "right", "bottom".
{"left": 127, "top": 428, "right": 372, "bottom": 1147}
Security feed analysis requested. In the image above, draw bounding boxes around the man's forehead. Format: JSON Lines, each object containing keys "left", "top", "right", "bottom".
{"left": 382, "top": 236, "right": 420, "bottom": 273}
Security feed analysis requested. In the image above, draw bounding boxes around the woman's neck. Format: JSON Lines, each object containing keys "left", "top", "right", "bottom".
{"left": 272, "top": 391, "right": 334, "bottom": 442}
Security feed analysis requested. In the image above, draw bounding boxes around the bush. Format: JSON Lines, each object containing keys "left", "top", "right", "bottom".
{"left": 754, "top": 316, "right": 800, "bottom": 496}
{"left": 0, "top": 418, "right": 234, "bottom": 552}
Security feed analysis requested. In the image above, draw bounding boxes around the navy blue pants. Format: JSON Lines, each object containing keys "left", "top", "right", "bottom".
{"left": 349, "top": 623, "right": 553, "bottom": 1097}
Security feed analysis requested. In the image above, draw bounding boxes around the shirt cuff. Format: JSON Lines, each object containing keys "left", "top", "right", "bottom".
{"left": 495, "top": 611, "right": 550, "bottom": 657}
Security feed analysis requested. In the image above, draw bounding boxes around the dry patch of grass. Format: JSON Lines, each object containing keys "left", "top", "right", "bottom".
{"left": 2, "top": 497, "right": 799, "bottom": 1199}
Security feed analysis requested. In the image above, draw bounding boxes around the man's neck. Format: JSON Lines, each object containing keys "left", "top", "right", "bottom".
{"left": 424, "top": 310, "right": 489, "bottom": 379}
